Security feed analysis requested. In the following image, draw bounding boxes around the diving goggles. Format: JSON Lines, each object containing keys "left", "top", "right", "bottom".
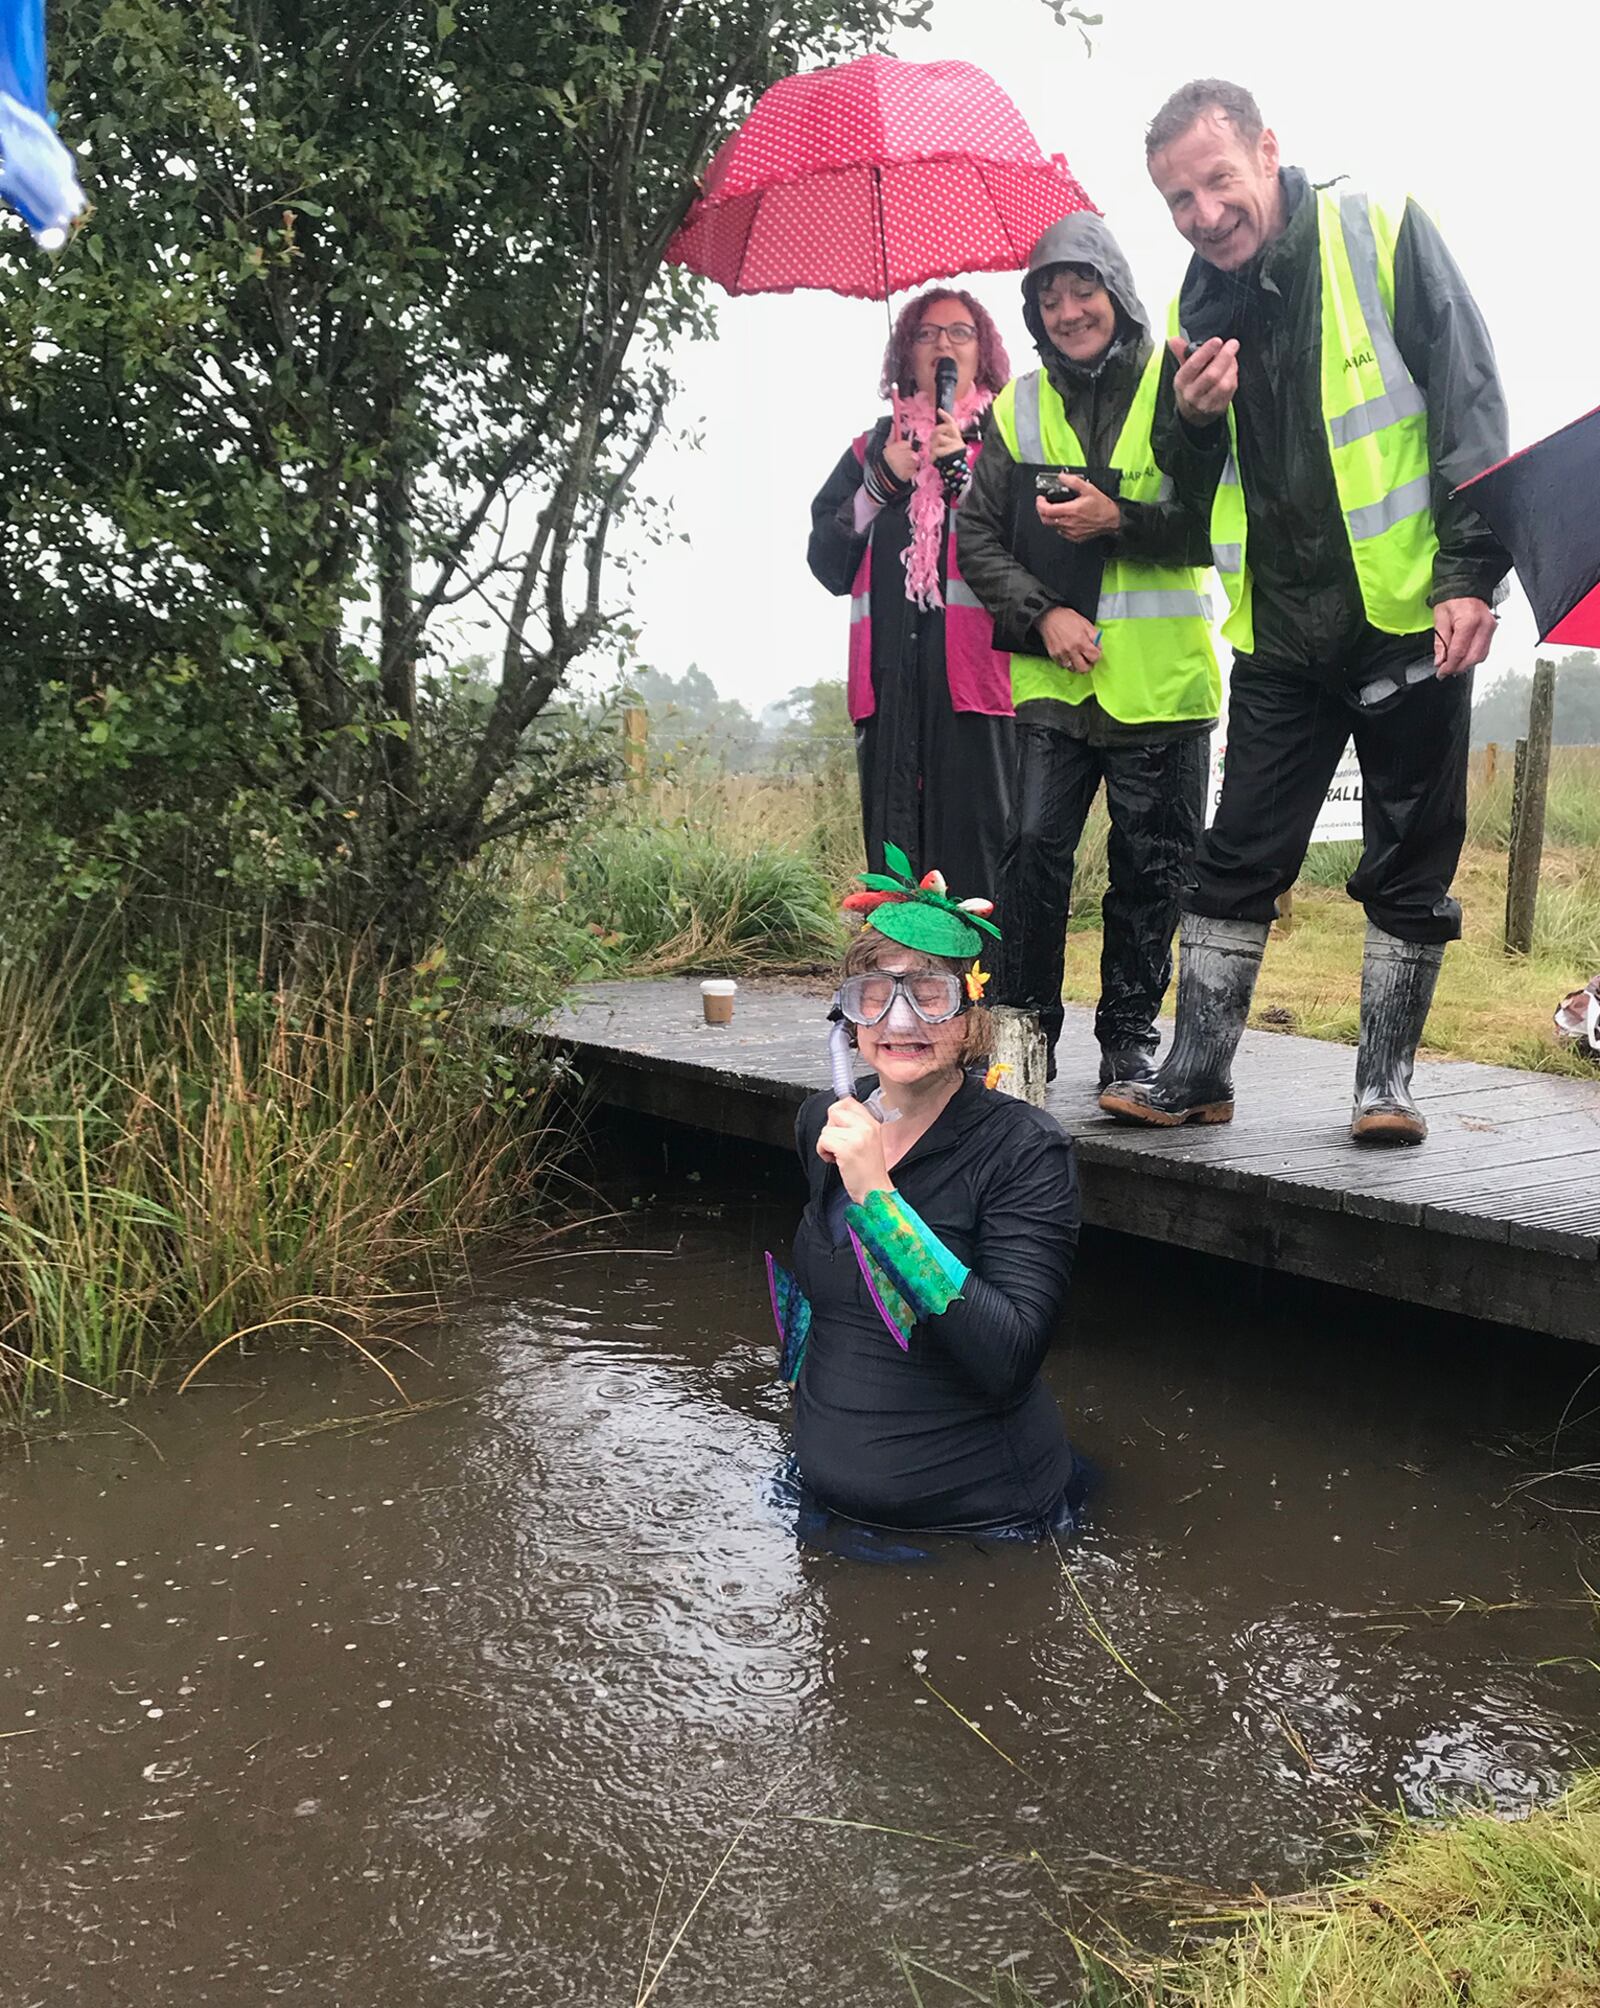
{"left": 832, "top": 970, "right": 968, "bottom": 1028}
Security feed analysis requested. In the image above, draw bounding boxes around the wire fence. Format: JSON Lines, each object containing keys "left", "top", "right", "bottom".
{"left": 1064, "top": 741, "right": 1600, "bottom": 924}
{"left": 615, "top": 702, "right": 1600, "bottom": 962}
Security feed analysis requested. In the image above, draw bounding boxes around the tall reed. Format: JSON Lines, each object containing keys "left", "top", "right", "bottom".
{"left": 562, "top": 814, "right": 843, "bottom": 972}
{"left": 0, "top": 947, "right": 561, "bottom": 1418}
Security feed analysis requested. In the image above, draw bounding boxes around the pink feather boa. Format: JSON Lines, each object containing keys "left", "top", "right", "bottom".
{"left": 891, "top": 384, "right": 993, "bottom": 611}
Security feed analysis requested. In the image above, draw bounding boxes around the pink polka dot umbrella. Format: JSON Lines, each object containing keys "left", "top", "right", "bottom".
{"left": 666, "top": 52, "right": 1096, "bottom": 304}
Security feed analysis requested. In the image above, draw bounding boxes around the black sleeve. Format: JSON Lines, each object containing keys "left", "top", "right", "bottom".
{"left": 918, "top": 1116, "right": 1079, "bottom": 1404}
{"left": 807, "top": 430, "right": 877, "bottom": 597}
{"left": 955, "top": 412, "right": 1062, "bottom": 640}
{"left": 1391, "top": 199, "right": 1511, "bottom": 607}
{"left": 795, "top": 1091, "right": 830, "bottom": 1185}
{"left": 1150, "top": 345, "right": 1229, "bottom": 533}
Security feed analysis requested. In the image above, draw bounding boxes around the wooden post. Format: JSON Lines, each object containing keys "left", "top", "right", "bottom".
{"left": 623, "top": 704, "right": 648, "bottom": 794}
{"left": 1274, "top": 886, "right": 1295, "bottom": 935}
{"left": 1483, "top": 741, "right": 1498, "bottom": 788}
{"left": 987, "top": 1006, "right": 1049, "bottom": 1107}
{"left": 1503, "top": 660, "right": 1555, "bottom": 956}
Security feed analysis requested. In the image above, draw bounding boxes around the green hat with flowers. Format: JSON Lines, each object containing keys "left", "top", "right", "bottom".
{"left": 841, "top": 843, "right": 1002, "bottom": 961}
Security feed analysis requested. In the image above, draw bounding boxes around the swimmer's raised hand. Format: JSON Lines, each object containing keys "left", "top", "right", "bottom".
{"left": 816, "top": 1095, "right": 892, "bottom": 1205}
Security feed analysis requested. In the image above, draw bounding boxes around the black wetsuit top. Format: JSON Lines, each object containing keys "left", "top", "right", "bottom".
{"left": 789, "top": 1074, "right": 1079, "bottom": 1531}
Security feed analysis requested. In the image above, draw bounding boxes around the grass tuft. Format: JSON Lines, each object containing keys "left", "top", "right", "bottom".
{"left": 560, "top": 800, "right": 846, "bottom": 973}
{"left": 994, "top": 1776, "right": 1600, "bottom": 2007}
{"left": 1149, "top": 1775, "right": 1600, "bottom": 2008}
{"left": 0, "top": 945, "right": 565, "bottom": 1421}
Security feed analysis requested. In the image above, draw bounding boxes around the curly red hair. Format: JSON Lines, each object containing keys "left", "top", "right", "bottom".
{"left": 878, "top": 287, "right": 1011, "bottom": 402}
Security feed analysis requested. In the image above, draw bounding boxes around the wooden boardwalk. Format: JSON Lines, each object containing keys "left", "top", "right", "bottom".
{"left": 546, "top": 978, "right": 1600, "bottom": 1346}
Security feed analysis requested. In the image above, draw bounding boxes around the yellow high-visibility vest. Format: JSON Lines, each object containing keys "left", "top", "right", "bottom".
{"left": 1197, "top": 188, "right": 1439, "bottom": 651}
{"left": 991, "top": 347, "right": 1220, "bottom": 722}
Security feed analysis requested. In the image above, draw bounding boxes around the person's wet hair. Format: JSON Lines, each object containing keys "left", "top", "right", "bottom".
{"left": 878, "top": 287, "right": 1011, "bottom": 402}
{"left": 1145, "top": 78, "right": 1264, "bottom": 158}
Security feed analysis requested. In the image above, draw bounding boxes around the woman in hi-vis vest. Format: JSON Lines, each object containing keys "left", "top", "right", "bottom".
{"left": 959, "top": 215, "right": 1220, "bottom": 1091}
{"left": 807, "top": 290, "right": 1014, "bottom": 899}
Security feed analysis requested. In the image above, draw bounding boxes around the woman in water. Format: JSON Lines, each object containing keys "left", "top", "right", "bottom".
{"left": 771, "top": 853, "right": 1081, "bottom": 1536}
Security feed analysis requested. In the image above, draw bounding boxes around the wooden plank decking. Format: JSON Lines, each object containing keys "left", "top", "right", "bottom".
{"left": 545, "top": 978, "right": 1600, "bottom": 1346}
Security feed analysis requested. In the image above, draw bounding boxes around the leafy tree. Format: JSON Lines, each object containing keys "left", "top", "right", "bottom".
{"left": 771, "top": 674, "right": 851, "bottom": 779}
{"left": 626, "top": 663, "right": 765, "bottom": 773}
{"left": 0, "top": 0, "right": 916, "bottom": 957}
{"left": 1472, "top": 652, "right": 1600, "bottom": 747}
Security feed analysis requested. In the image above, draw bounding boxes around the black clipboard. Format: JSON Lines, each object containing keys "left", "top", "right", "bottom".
{"left": 987, "top": 462, "right": 1122, "bottom": 654}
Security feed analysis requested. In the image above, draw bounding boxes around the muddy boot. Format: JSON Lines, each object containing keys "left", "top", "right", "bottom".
{"left": 988, "top": 1006, "right": 1049, "bottom": 1108}
{"left": 1097, "top": 1042, "right": 1156, "bottom": 1091}
{"left": 1349, "top": 924, "right": 1444, "bottom": 1147}
{"left": 1097, "top": 915, "right": 1269, "bottom": 1126}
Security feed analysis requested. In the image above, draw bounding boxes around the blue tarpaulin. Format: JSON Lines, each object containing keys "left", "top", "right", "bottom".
{"left": 0, "top": 0, "right": 83, "bottom": 246}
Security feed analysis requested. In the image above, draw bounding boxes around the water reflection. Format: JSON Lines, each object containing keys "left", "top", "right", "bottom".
{"left": 1, "top": 1205, "right": 1598, "bottom": 2005}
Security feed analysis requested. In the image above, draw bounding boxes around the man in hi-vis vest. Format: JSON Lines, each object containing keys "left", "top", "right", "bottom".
{"left": 959, "top": 213, "right": 1220, "bottom": 1094}
{"left": 1100, "top": 79, "right": 1508, "bottom": 1146}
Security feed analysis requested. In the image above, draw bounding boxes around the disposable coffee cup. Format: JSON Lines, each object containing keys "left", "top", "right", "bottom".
{"left": 700, "top": 979, "right": 737, "bottom": 1026}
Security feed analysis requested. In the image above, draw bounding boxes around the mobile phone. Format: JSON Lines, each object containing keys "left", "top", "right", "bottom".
{"left": 1034, "top": 470, "right": 1075, "bottom": 505}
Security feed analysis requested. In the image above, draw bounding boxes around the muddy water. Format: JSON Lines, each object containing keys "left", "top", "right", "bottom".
{"left": 5, "top": 1161, "right": 1600, "bottom": 2007}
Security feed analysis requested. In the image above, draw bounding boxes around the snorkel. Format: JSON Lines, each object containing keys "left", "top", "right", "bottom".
{"left": 827, "top": 1007, "right": 859, "bottom": 1103}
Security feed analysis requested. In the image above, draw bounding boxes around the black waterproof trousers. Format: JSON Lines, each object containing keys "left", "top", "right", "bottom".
{"left": 1192, "top": 659, "right": 1472, "bottom": 943}
{"left": 995, "top": 724, "right": 1209, "bottom": 1060}
{"left": 854, "top": 607, "right": 1014, "bottom": 896}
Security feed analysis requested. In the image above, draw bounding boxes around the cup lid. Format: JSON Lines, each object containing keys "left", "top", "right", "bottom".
{"left": 699, "top": 979, "right": 738, "bottom": 995}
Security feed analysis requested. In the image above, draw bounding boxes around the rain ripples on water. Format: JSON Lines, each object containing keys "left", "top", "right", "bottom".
{"left": 3, "top": 1192, "right": 1599, "bottom": 2005}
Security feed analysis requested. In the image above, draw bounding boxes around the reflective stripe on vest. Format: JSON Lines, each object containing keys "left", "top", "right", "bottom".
{"left": 1325, "top": 192, "right": 1427, "bottom": 450}
{"left": 1212, "top": 450, "right": 1244, "bottom": 575}
{"left": 859, "top": 578, "right": 986, "bottom": 617}
{"left": 1011, "top": 375, "right": 1047, "bottom": 462}
{"left": 855, "top": 578, "right": 979, "bottom": 614}
{"left": 991, "top": 352, "right": 1220, "bottom": 723}
{"left": 1190, "top": 191, "right": 1438, "bottom": 650}
{"left": 1012, "top": 374, "right": 1174, "bottom": 499}
{"left": 1098, "top": 587, "right": 1212, "bottom": 621}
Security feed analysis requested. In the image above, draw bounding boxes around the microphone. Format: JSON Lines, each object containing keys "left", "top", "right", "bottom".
{"left": 934, "top": 356, "right": 958, "bottom": 417}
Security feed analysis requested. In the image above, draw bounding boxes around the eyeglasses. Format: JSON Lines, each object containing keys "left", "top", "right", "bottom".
{"left": 835, "top": 971, "right": 966, "bottom": 1027}
{"left": 912, "top": 322, "right": 978, "bottom": 347}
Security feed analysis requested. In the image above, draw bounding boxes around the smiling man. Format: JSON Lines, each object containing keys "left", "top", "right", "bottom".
{"left": 959, "top": 214, "right": 1220, "bottom": 1093}
{"left": 1099, "top": 79, "right": 1510, "bottom": 1147}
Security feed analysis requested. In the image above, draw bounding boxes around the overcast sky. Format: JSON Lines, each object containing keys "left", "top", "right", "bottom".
{"left": 611, "top": 0, "right": 1596, "bottom": 718}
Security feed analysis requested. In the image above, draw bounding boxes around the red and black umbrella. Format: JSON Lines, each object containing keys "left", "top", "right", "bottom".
{"left": 1456, "top": 404, "right": 1600, "bottom": 648}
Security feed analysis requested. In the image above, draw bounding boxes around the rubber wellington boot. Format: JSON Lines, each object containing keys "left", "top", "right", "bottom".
{"left": 1097, "top": 1043, "right": 1156, "bottom": 1090}
{"left": 1098, "top": 915, "right": 1270, "bottom": 1126}
{"left": 1349, "top": 924, "right": 1444, "bottom": 1146}
{"left": 987, "top": 1005, "right": 1049, "bottom": 1108}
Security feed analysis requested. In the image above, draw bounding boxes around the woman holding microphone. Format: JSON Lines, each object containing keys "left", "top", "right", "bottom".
{"left": 807, "top": 289, "right": 1014, "bottom": 893}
